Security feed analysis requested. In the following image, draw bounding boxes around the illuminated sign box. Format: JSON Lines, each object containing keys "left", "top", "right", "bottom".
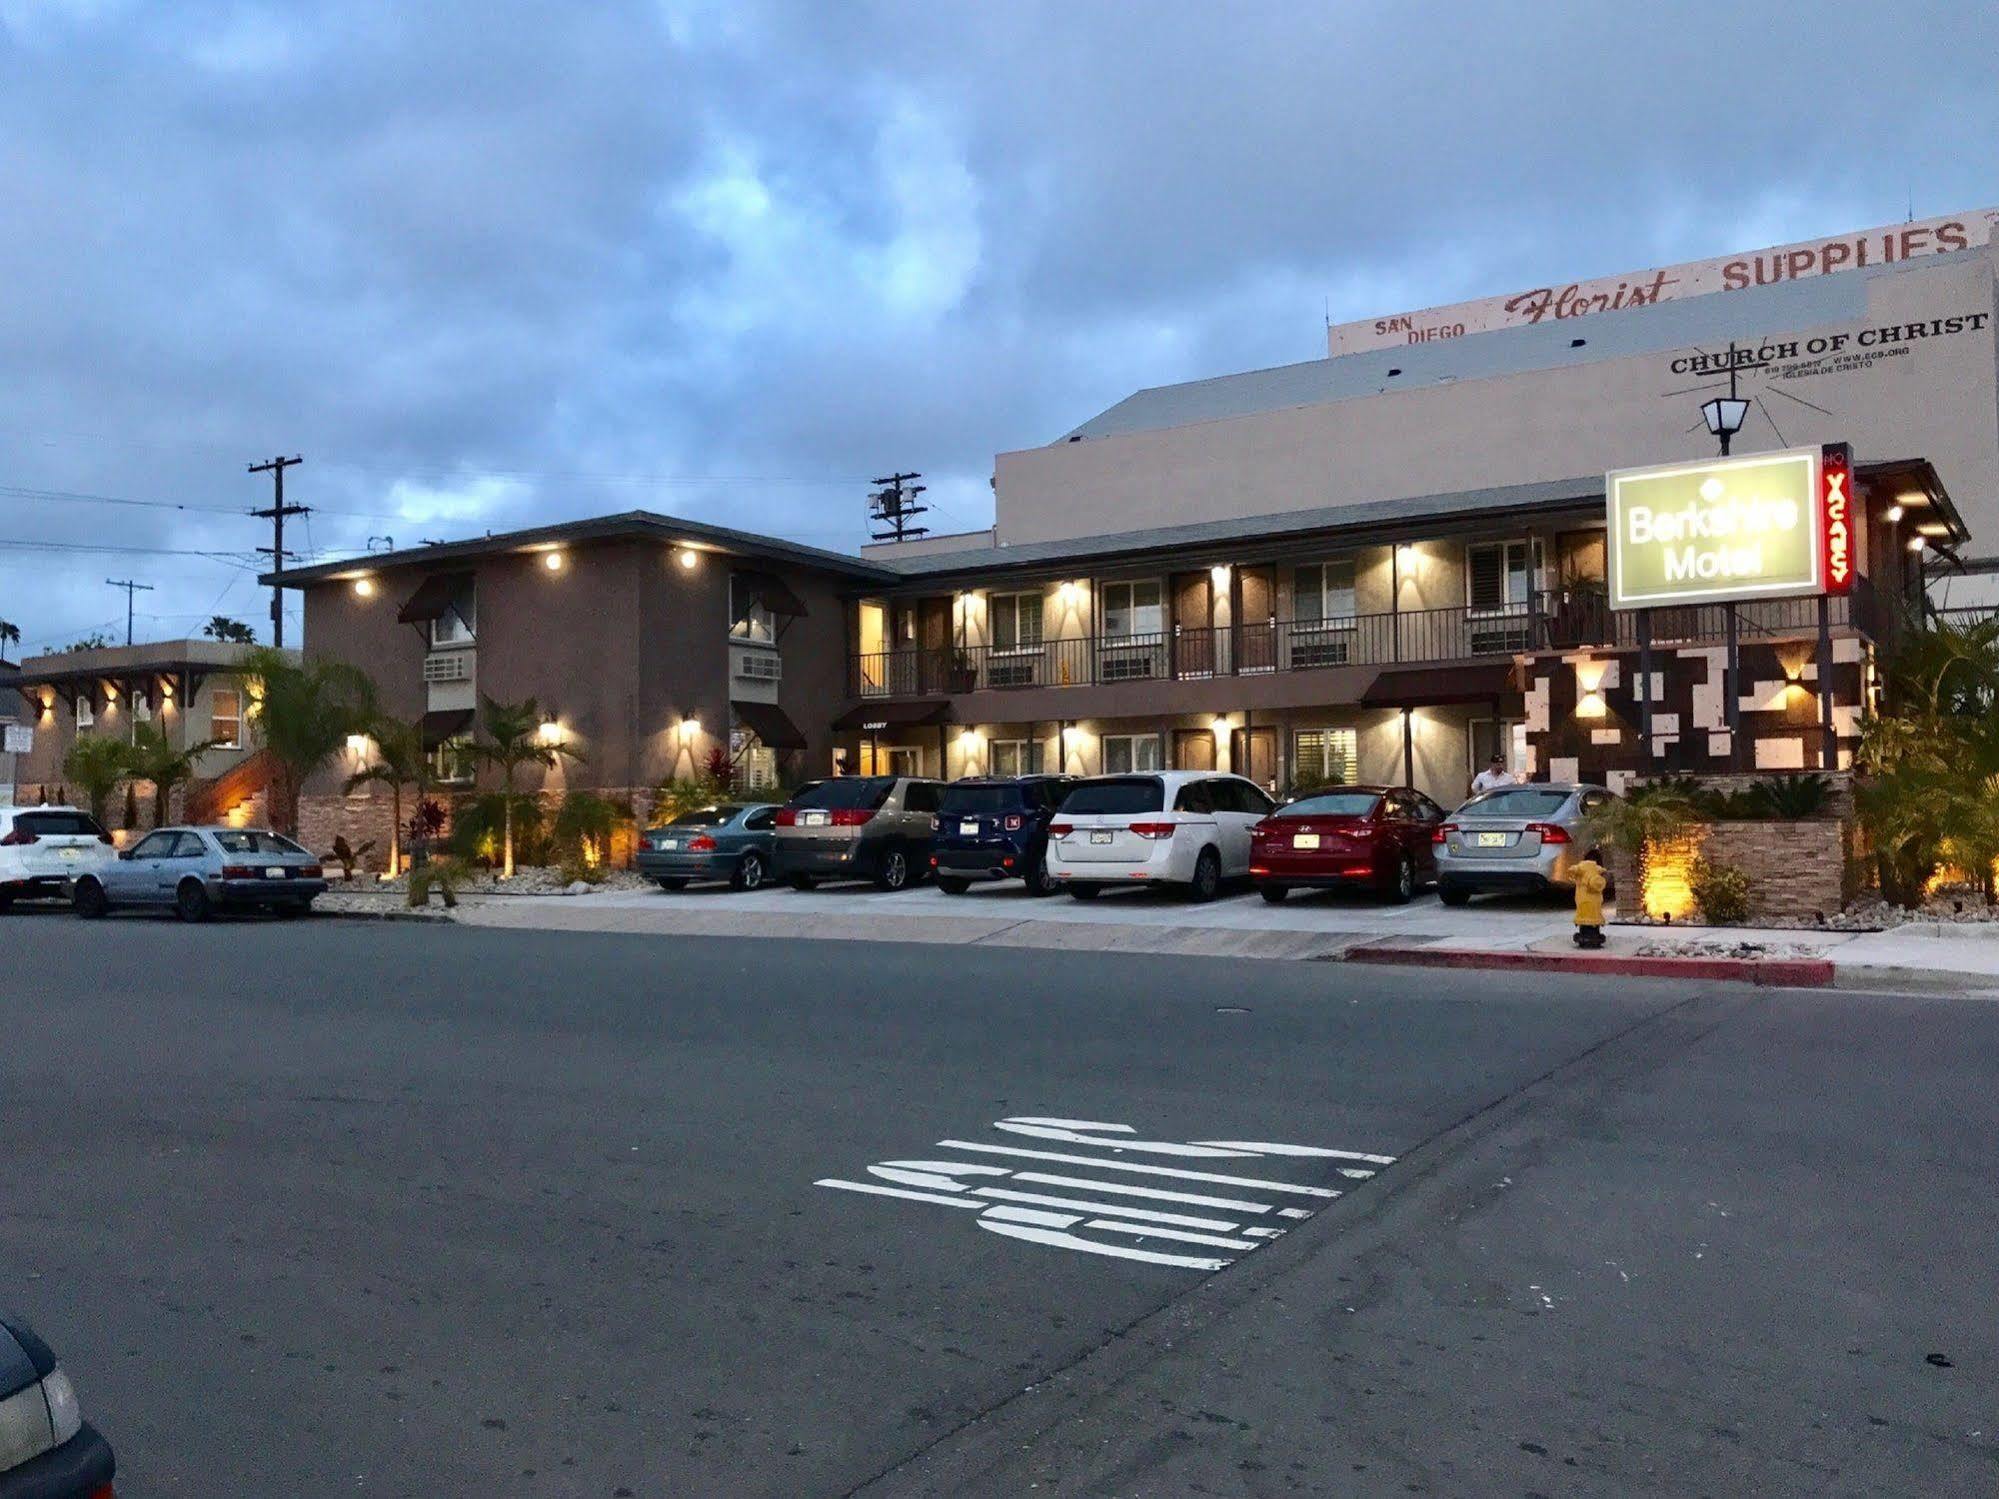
{"left": 1606, "top": 448, "right": 1824, "bottom": 610}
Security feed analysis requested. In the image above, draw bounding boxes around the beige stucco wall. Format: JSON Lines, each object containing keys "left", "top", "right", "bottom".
{"left": 995, "top": 250, "right": 1999, "bottom": 565}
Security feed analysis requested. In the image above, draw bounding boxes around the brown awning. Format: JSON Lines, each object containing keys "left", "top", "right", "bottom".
{"left": 1362, "top": 662, "right": 1519, "bottom": 709}
{"left": 731, "top": 699, "right": 807, "bottom": 750}
{"left": 420, "top": 708, "right": 474, "bottom": 747}
{"left": 831, "top": 700, "right": 951, "bottom": 731}
{"left": 397, "top": 572, "right": 474, "bottom": 626}
{"left": 733, "top": 569, "right": 808, "bottom": 618}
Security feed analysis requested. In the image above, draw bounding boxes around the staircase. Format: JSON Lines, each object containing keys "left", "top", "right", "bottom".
{"left": 185, "top": 748, "right": 276, "bottom": 826}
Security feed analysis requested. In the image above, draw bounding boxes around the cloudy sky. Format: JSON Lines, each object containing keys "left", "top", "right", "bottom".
{"left": 2, "top": 0, "right": 1996, "bottom": 653}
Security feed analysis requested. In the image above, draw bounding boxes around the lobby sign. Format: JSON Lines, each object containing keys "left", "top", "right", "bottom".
{"left": 1607, "top": 448, "right": 1824, "bottom": 610}
{"left": 1330, "top": 208, "right": 1999, "bottom": 355}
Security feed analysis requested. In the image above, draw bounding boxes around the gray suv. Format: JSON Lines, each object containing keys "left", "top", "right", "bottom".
{"left": 773, "top": 775, "right": 943, "bottom": 892}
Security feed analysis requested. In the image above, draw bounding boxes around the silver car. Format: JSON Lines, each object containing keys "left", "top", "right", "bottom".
{"left": 772, "top": 775, "right": 943, "bottom": 892}
{"left": 72, "top": 825, "right": 327, "bottom": 921}
{"left": 1434, "top": 783, "right": 1617, "bottom": 905}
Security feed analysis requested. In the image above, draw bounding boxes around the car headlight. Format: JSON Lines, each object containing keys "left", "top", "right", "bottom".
{"left": 42, "top": 1367, "right": 81, "bottom": 1446}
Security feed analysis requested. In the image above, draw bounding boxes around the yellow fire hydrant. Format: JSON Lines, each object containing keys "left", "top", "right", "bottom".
{"left": 1571, "top": 857, "right": 1608, "bottom": 950}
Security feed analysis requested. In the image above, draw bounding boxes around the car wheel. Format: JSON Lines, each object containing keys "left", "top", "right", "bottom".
{"left": 1068, "top": 883, "right": 1102, "bottom": 901}
{"left": 1385, "top": 854, "right": 1414, "bottom": 905}
{"left": 72, "top": 879, "right": 108, "bottom": 919}
{"left": 656, "top": 876, "right": 690, "bottom": 890}
{"left": 175, "top": 879, "right": 212, "bottom": 923}
{"left": 730, "top": 853, "right": 766, "bottom": 892}
{"left": 1186, "top": 847, "right": 1222, "bottom": 903}
{"left": 875, "top": 846, "right": 911, "bottom": 892}
{"left": 1024, "top": 854, "right": 1058, "bottom": 897}
{"left": 936, "top": 876, "right": 970, "bottom": 895}
{"left": 1258, "top": 884, "right": 1288, "bottom": 904}
{"left": 1438, "top": 881, "right": 1472, "bottom": 908}
{"left": 787, "top": 874, "right": 817, "bottom": 892}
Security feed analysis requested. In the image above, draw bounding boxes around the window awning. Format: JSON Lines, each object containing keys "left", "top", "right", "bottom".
{"left": 1361, "top": 662, "right": 1520, "bottom": 709}
{"left": 397, "top": 572, "right": 474, "bottom": 626}
{"left": 733, "top": 569, "right": 808, "bottom": 618}
{"left": 731, "top": 699, "right": 807, "bottom": 750}
{"left": 831, "top": 700, "right": 952, "bottom": 731}
{"left": 420, "top": 708, "right": 475, "bottom": 747}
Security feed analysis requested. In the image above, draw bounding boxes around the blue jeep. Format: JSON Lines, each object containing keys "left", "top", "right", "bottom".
{"left": 928, "top": 776, "right": 1075, "bottom": 896}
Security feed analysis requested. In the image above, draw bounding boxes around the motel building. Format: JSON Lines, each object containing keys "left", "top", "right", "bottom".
{"left": 277, "top": 210, "right": 1993, "bottom": 845}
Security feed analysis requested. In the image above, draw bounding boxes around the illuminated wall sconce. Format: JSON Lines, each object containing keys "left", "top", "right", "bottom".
{"left": 1209, "top": 564, "right": 1231, "bottom": 587}
{"left": 537, "top": 719, "right": 565, "bottom": 746}
{"left": 678, "top": 717, "right": 700, "bottom": 743}
{"left": 40, "top": 693, "right": 53, "bottom": 720}
{"left": 1575, "top": 692, "right": 1607, "bottom": 719}
{"left": 159, "top": 680, "right": 174, "bottom": 700}
{"left": 1573, "top": 658, "right": 1609, "bottom": 717}
{"left": 1885, "top": 504, "right": 1905, "bottom": 523}
{"left": 353, "top": 577, "right": 377, "bottom": 598}
{"left": 1395, "top": 543, "right": 1418, "bottom": 568}
{"left": 675, "top": 547, "right": 699, "bottom": 571}
{"left": 1907, "top": 534, "right": 1927, "bottom": 553}
{"left": 1210, "top": 715, "right": 1232, "bottom": 736}
{"left": 345, "top": 733, "right": 371, "bottom": 761}
{"left": 543, "top": 550, "right": 567, "bottom": 571}
{"left": 103, "top": 684, "right": 119, "bottom": 703}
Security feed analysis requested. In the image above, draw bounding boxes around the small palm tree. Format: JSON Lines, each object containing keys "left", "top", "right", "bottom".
{"left": 62, "top": 735, "right": 130, "bottom": 826}
{"left": 241, "top": 647, "right": 378, "bottom": 836}
{"left": 343, "top": 715, "right": 429, "bottom": 876}
{"left": 0, "top": 619, "right": 19, "bottom": 656}
{"left": 125, "top": 722, "right": 224, "bottom": 826}
{"left": 472, "top": 695, "right": 581, "bottom": 878}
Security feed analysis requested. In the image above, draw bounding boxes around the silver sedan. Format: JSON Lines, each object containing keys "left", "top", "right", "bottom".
{"left": 1434, "top": 783, "right": 1617, "bottom": 906}
{"left": 72, "top": 825, "right": 327, "bottom": 921}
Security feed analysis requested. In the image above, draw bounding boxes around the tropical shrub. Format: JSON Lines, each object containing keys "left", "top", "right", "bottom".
{"left": 448, "top": 793, "right": 547, "bottom": 868}
{"left": 326, "top": 835, "right": 375, "bottom": 881}
{"left": 653, "top": 776, "right": 729, "bottom": 823}
{"left": 1582, "top": 779, "right": 1708, "bottom": 859}
{"left": 1689, "top": 857, "right": 1752, "bottom": 924}
{"left": 61, "top": 735, "right": 129, "bottom": 826}
{"left": 1739, "top": 773, "right": 1834, "bottom": 820}
{"left": 240, "top": 646, "right": 377, "bottom": 836}
{"left": 407, "top": 855, "right": 466, "bottom": 909}
{"left": 471, "top": 695, "right": 581, "bottom": 877}
{"left": 126, "top": 722, "right": 224, "bottom": 826}
{"left": 551, "top": 790, "right": 633, "bottom": 866}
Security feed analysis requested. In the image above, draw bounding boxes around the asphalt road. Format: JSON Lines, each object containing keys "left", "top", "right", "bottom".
{"left": 3, "top": 913, "right": 1995, "bottom": 1496}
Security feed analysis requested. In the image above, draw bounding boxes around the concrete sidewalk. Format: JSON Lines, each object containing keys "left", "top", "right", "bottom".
{"left": 322, "top": 878, "right": 1999, "bottom": 988}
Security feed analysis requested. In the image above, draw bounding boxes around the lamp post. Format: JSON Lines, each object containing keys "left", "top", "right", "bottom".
{"left": 1701, "top": 341, "right": 1750, "bottom": 456}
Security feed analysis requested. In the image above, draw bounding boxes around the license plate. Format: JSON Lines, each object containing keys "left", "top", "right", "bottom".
{"left": 960, "top": 821, "right": 979, "bottom": 837}
{"left": 266, "top": 866, "right": 287, "bottom": 878}
{"left": 1476, "top": 832, "right": 1510, "bottom": 848}
{"left": 802, "top": 811, "right": 829, "bottom": 827}
{"left": 659, "top": 839, "right": 678, "bottom": 851}
{"left": 58, "top": 847, "right": 81, "bottom": 862}
{"left": 1090, "top": 830, "right": 1113, "bottom": 845}
{"left": 1292, "top": 832, "right": 1320, "bottom": 850}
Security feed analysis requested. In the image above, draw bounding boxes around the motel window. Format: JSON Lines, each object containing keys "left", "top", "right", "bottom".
{"left": 76, "top": 696, "right": 94, "bottom": 729}
{"left": 133, "top": 690, "right": 152, "bottom": 723}
{"left": 990, "top": 738, "right": 1042, "bottom": 778}
{"left": 1102, "top": 733, "right": 1163, "bottom": 775}
{"left": 739, "top": 744, "right": 779, "bottom": 790}
{"left": 1101, "top": 581, "right": 1164, "bottom": 639}
{"left": 431, "top": 581, "right": 476, "bottom": 648}
{"left": 209, "top": 689, "right": 242, "bottom": 749}
{"left": 1293, "top": 560, "right": 1357, "bottom": 624}
{"left": 887, "top": 747, "right": 922, "bottom": 778}
{"left": 1293, "top": 728, "right": 1357, "bottom": 787}
{"left": 730, "top": 578, "right": 776, "bottom": 645}
{"left": 1467, "top": 541, "right": 1530, "bottom": 612}
{"left": 431, "top": 734, "right": 475, "bottom": 786}
{"left": 990, "top": 591, "right": 1044, "bottom": 651}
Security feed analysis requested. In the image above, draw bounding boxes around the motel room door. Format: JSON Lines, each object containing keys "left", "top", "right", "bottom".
{"left": 1170, "top": 571, "right": 1214, "bottom": 679}
{"left": 1172, "top": 728, "right": 1218, "bottom": 771}
{"left": 1232, "top": 726, "right": 1278, "bottom": 793}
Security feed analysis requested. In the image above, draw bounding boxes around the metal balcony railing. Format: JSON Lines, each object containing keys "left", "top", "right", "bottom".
{"left": 848, "top": 586, "right": 1883, "bottom": 699}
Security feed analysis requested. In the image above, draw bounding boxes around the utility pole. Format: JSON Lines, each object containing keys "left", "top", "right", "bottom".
{"left": 104, "top": 577, "right": 155, "bottom": 646}
{"left": 249, "top": 455, "right": 306, "bottom": 648}
{"left": 868, "top": 471, "right": 929, "bottom": 543}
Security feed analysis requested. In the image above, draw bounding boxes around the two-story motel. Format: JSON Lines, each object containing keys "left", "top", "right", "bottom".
{"left": 276, "top": 210, "right": 1991, "bottom": 847}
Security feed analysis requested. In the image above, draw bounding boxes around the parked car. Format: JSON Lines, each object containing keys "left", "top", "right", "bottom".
{"left": 772, "top": 775, "right": 943, "bottom": 892}
{"left": 0, "top": 1309, "right": 115, "bottom": 1498}
{"left": 1249, "top": 784, "right": 1446, "bottom": 904}
{"left": 636, "top": 803, "right": 779, "bottom": 890}
{"left": 1433, "top": 783, "right": 1617, "bottom": 904}
{"left": 71, "top": 826, "right": 326, "bottom": 921}
{"left": 1045, "top": 771, "right": 1276, "bottom": 902}
{"left": 929, "top": 775, "right": 1075, "bottom": 896}
{"left": 0, "top": 808, "right": 115, "bottom": 913}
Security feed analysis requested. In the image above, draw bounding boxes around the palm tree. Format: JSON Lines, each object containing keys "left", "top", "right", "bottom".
{"left": 125, "top": 722, "right": 224, "bottom": 826}
{"left": 62, "top": 735, "right": 129, "bottom": 827}
{"left": 343, "top": 714, "right": 429, "bottom": 876}
{"left": 0, "top": 619, "right": 19, "bottom": 657}
{"left": 472, "top": 694, "right": 581, "bottom": 878}
{"left": 240, "top": 647, "right": 378, "bottom": 836}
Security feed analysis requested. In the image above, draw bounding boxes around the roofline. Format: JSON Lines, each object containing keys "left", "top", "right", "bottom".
{"left": 264, "top": 510, "right": 900, "bottom": 588}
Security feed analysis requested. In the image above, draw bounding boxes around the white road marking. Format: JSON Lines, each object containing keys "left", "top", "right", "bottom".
{"left": 814, "top": 1179, "right": 984, "bottom": 1210}
{"left": 1243, "top": 1227, "right": 1285, "bottom": 1239}
{"left": 867, "top": 1165, "right": 975, "bottom": 1191}
{"left": 976, "top": 1217, "right": 1232, "bottom": 1271}
{"left": 973, "top": 1186, "right": 1242, "bottom": 1232}
{"left": 1011, "top": 1171, "right": 1277, "bottom": 1213}
{"left": 1082, "top": 1219, "right": 1263, "bottom": 1251}
{"left": 1193, "top": 1140, "right": 1398, "bottom": 1165}
{"left": 996, "top": 1118, "right": 1259, "bottom": 1158}
{"left": 937, "top": 1140, "right": 1343, "bottom": 1197}
{"left": 1278, "top": 1208, "right": 1314, "bottom": 1219}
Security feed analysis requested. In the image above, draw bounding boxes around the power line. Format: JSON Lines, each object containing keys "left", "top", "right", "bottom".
{"left": 104, "top": 577, "right": 155, "bottom": 646}
{"left": 249, "top": 454, "right": 306, "bottom": 649}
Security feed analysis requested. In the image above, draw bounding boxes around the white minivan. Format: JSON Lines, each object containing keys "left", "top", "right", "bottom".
{"left": 1045, "top": 771, "right": 1276, "bottom": 902}
{"left": 0, "top": 805, "right": 116, "bottom": 911}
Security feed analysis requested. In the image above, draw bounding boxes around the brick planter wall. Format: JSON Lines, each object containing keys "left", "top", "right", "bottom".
{"left": 1703, "top": 818, "right": 1848, "bottom": 924}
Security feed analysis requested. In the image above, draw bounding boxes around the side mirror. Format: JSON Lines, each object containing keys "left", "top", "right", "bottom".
{"left": 118, "top": 849, "right": 135, "bottom": 861}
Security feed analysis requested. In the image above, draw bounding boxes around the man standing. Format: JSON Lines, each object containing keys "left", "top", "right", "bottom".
{"left": 1470, "top": 754, "right": 1515, "bottom": 797}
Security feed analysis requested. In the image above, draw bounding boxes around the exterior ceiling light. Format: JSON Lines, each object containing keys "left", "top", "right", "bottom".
{"left": 1701, "top": 396, "right": 1751, "bottom": 454}
{"left": 1908, "top": 535, "right": 1927, "bottom": 552}
{"left": 543, "top": 551, "right": 566, "bottom": 572}
{"left": 1885, "top": 504, "right": 1905, "bottom": 523}
{"left": 353, "top": 577, "right": 376, "bottom": 598}
{"left": 676, "top": 548, "right": 699, "bottom": 570}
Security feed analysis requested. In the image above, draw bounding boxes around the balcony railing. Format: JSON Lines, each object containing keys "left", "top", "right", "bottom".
{"left": 849, "top": 585, "right": 1882, "bottom": 699}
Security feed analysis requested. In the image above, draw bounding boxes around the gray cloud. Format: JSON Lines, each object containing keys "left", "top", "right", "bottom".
{"left": 2, "top": 0, "right": 1995, "bottom": 652}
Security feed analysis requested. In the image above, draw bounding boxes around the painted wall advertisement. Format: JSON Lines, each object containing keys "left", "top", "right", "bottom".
{"left": 1606, "top": 448, "right": 1827, "bottom": 610}
{"left": 1331, "top": 208, "right": 1999, "bottom": 356}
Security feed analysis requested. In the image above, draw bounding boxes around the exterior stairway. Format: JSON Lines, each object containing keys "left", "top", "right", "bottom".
{"left": 185, "top": 747, "right": 276, "bottom": 827}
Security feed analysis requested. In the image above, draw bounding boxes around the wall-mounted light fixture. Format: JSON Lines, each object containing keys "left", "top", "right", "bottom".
{"left": 346, "top": 733, "right": 371, "bottom": 760}
{"left": 679, "top": 717, "right": 701, "bottom": 742}
{"left": 1885, "top": 504, "right": 1905, "bottom": 524}
{"left": 1908, "top": 534, "right": 1927, "bottom": 553}
{"left": 1210, "top": 715, "right": 1231, "bottom": 736}
{"left": 1395, "top": 543, "right": 1418, "bottom": 569}
{"left": 537, "top": 718, "right": 565, "bottom": 746}
{"left": 543, "top": 550, "right": 566, "bottom": 572}
{"left": 675, "top": 547, "right": 699, "bottom": 571}
{"left": 353, "top": 577, "right": 377, "bottom": 598}
{"left": 103, "top": 684, "right": 119, "bottom": 703}
{"left": 1209, "top": 564, "right": 1231, "bottom": 587}
{"left": 159, "top": 679, "right": 174, "bottom": 700}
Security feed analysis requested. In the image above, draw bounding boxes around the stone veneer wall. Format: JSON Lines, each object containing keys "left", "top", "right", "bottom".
{"left": 297, "top": 784, "right": 658, "bottom": 873}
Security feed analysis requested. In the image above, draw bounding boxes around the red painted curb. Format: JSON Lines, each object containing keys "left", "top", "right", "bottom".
{"left": 1345, "top": 944, "right": 1835, "bottom": 988}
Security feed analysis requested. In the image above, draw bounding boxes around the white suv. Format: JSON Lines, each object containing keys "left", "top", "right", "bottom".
{"left": 1045, "top": 771, "right": 1276, "bottom": 902}
{"left": 0, "top": 805, "right": 117, "bottom": 911}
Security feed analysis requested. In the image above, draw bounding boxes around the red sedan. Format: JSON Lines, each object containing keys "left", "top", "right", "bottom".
{"left": 1249, "top": 785, "right": 1447, "bottom": 904}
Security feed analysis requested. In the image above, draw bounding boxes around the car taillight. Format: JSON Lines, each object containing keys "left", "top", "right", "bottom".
{"left": 1249, "top": 820, "right": 1270, "bottom": 836}
{"left": 1004, "top": 814, "right": 1024, "bottom": 831}
{"left": 1048, "top": 822, "right": 1073, "bottom": 837}
{"left": 688, "top": 835, "right": 716, "bottom": 852}
{"left": 1526, "top": 822, "right": 1571, "bottom": 844}
{"left": 774, "top": 808, "right": 797, "bottom": 827}
{"left": 220, "top": 864, "right": 257, "bottom": 878}
{"left": 1432, "top": 822, "right": 1457, "bottom": 844}
{"left": 301, "top": 864, "right": 324, "bottom": 878}
{"left": 1129, "top": 822, "right": 1176, "bottom": 839}
{"left": 0, "top": 829, "right": 35, "bottom": 846}
{"left": 830, "top": 808, "right": 876, "bottom": 827}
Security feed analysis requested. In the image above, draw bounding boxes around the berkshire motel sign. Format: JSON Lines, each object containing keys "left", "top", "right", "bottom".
{"left": 1606, "top": 445, "right": 1854, "bottom": 611}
